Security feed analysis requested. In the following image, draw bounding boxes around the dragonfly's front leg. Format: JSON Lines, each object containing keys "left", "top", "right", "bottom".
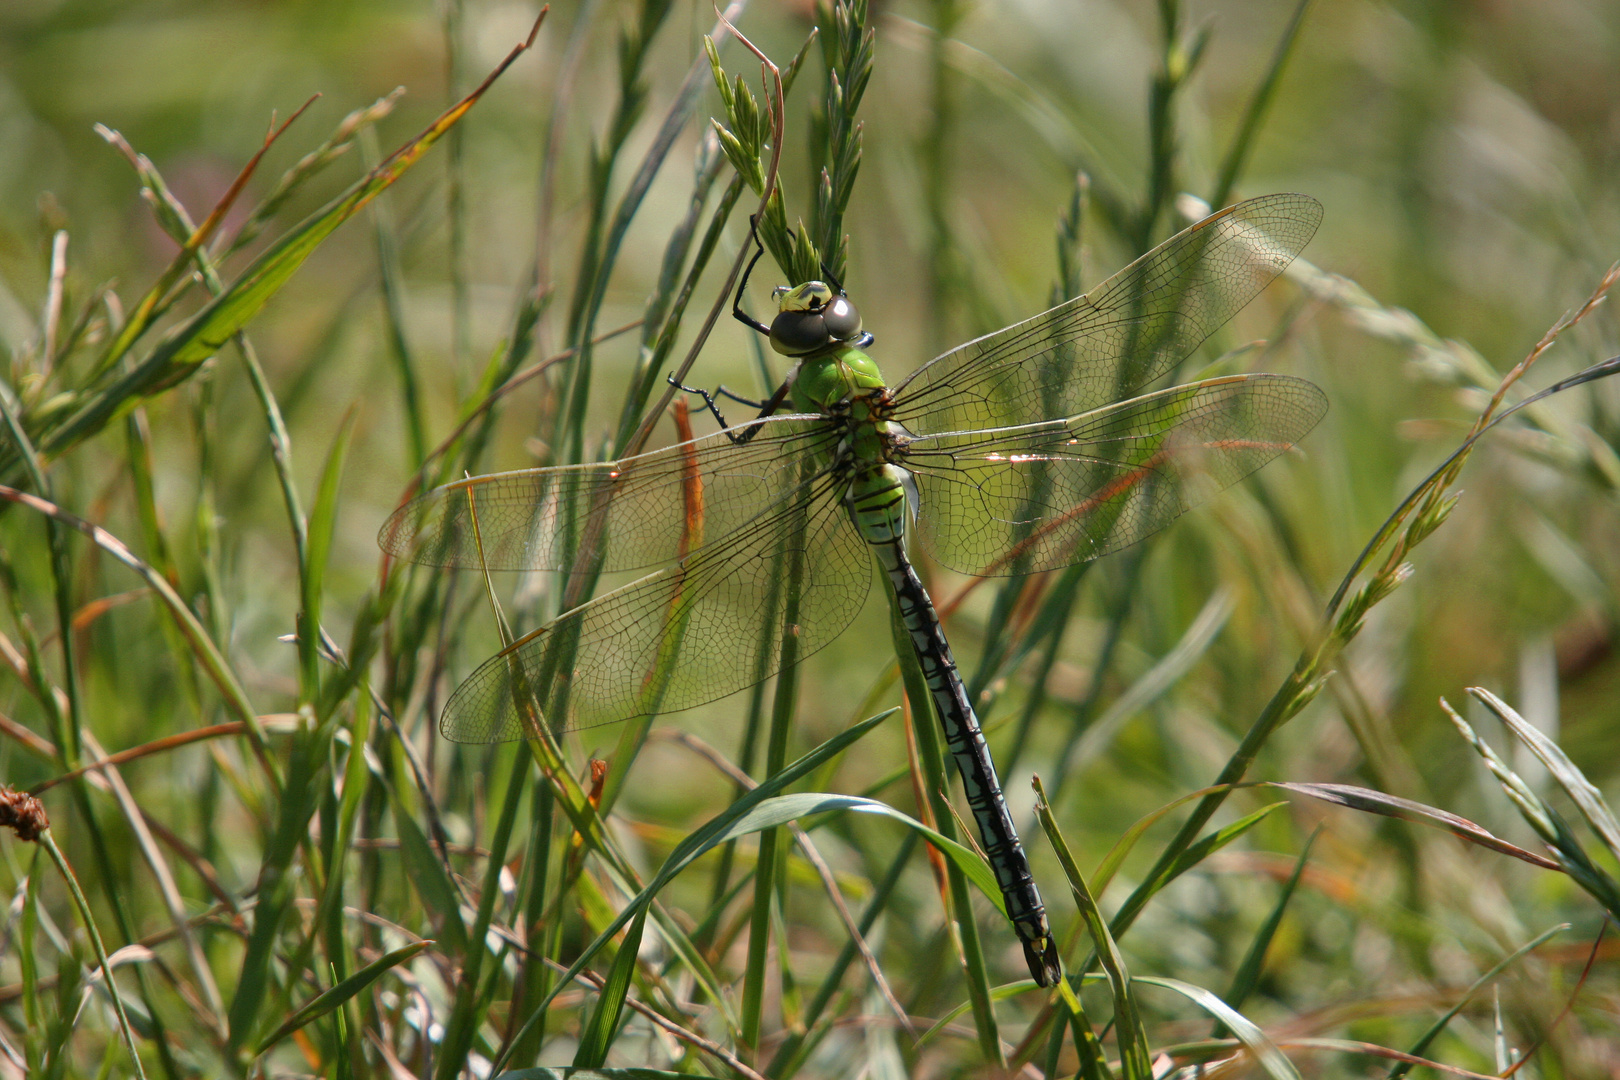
{"left": 668, "top": 375, "right": 790, "bottom": 445}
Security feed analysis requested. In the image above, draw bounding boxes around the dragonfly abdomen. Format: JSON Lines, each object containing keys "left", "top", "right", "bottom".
{"left": 843, "top": 461, "right": 908, "bottom": 544}
{"left": 867, "top": 529, "right": 1063, "bottom": 988}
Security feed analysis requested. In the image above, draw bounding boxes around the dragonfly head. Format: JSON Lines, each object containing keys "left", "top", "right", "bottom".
{"left": 768, "top": 280, "right": 866, "bottom": 356}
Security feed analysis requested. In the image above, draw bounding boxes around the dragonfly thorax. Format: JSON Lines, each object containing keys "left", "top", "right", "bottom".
{"left": 789, "top": 345, "right": 888, "bottom": 413}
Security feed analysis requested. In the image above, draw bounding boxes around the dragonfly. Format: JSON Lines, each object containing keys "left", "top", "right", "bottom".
{"left": 380, "top": 192, "right": 1327, "bottom": 987}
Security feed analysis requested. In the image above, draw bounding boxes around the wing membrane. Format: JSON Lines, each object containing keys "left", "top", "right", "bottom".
{"left": 889, "top": 194, "right": 1321, "bottom": 435}
{"left": 439, "top": 471, "right": 872, "bottom": 742}
{"left": 380, "top": 414, "right": 840, "bottom": 573}
{"left": 900, "top": 374, "right": 1327, "bottom": 576}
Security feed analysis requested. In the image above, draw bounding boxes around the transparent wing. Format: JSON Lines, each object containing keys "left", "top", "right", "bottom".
{"left": 438, "top": 470, "right": 872, "bottom": 742}
{"left": 900, "top": 374, "right": 1327, "bottom": 577}
{"left": 380, "top": 415, "right": 840, "bottom": 573}
{"left": 888, "top": 194, "right": 1322, "bottom": 435}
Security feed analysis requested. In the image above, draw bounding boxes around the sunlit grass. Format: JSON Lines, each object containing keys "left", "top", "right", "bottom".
{"left": 1, "top": 0, "right": 1618, "bottom": 1077}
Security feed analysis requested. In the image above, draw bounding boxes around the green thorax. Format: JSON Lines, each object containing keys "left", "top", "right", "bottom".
{"left": 788, "top": 344, "right": 887, "bottom": 413}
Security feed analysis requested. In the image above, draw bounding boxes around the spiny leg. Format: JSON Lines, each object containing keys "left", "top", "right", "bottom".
{"left": 669, "top": 214, "right": 792, "bottom": 445}
{"left": 732, "top": 213, "right": 772, "bottom": 337}
{"left": 668, "top": 376, "right": 790, "bottom": 445}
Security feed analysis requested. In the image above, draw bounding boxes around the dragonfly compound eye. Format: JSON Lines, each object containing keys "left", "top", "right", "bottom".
{"left": 769, "top": 309, "right": 831, "bottom": 355}
{"left": 820, "top": 296, "right": 862, "bottom": 341}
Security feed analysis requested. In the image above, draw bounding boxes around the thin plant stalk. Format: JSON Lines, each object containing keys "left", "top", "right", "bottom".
{"left": 38, "top": 829, "right": 147, "bottom": 1080}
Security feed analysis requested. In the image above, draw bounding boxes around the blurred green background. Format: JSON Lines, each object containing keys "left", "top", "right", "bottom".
{"left": 2, "top": 0, "right": 1619, "bottom": 1075}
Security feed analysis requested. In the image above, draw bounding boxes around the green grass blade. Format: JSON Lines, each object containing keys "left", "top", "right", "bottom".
{"left": 491, "top": 709, "right": 894, "bottom": 1072}
{"left": 226, "top": 734, "right": 328, "bottom": 1056}
{"left": 1133, "top": 975, "right": 1299, "bottom": 1080}
{"left": 1056, "top": 586, "right": 1233, "bottom": 791}
{"left": 505, "top": 786, "right": 555, "bottom": 1064}
{"left": 766, "top": 830, "right": 918, "bottom": 1079}
{"left": 122, "top": 409, "right": 206, "bottom": 709}
{"left": 506, "top": 794, "right": 954, "bottom": 1071}
{"left": 36, "top": 831, "right": 147, "bottom": 1079}
{"left": 310, "top": 698, "right": 375, "bottom": 1034}
{"left": 1033, "top": 776, "right": 1151, "bottom": 1079}
{"left": 1098, "top": 800, "right": 1284, "bottom": 950}
{"left": 23, "top": 18, "right": 543, "bottom": 470}
{"left": 614, "top": 155, "right": 740, "bottom": 449}
{"left": 494, "top": 1069, "right": 703, "bottom": 1079}
{"left": 361, "top": 126, "right": 427, "bottom": 471}
{"left": 436, "top": 750, "right": 529, "bottom": 1080}
{"left": 393, "top": 794, "right": 469, "bottom": 957}
{"left": 235, "top": 335, "right": 310, "bottom": 572}
{"left": 586, "top": 28, "right": 713, "bottom": 358}
{"left": 1159, "top": 802, "right": 1287, "bottom": 882}
{"left": 89, "top": 116, "right": 284, "bottom": 380}
{"left": 0, "top": 485, "right": 274, "bottom": 778}
{"left": 1386, "top": 923, "right": 1567, "bottom": 1080}
{"left": 1469, "top": 687, "right": 1620, "bottom": 858}
{"left": 1215, "top": 828, "right": 1318, "bottom": 1037}
{"left": 1445, "top": 700, "right": 1620, "bottom": 916}
{"left": 572, "top": 905, "right": 648, "bottom": 1068}
{"left": 299, "top": 405, "right": 356, "bottom": 702}
{"left": 251, "top": 940, "right": 432, "bottom": 1056}
{"left": 226, "top": 90, "right": 404, "bottom": 257}
{"left": 19, "top": 849, "right": 43, "bottom": 1076}
{"left": 1064, "top": 995, "right": 1115, "bottom": 1080}
{"left": 444, "top": 0, "right": 470, "bottom": 381}
{"left": 743, "top": 483, "right": 809, "bottom": 1049}
{"left": 1208, "top": 0, "right": 1314, "bottom": 209}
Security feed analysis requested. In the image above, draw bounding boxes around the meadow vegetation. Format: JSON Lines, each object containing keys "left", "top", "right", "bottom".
{"left": 1, "top": 0, "right": 1618, "bottom": 1076}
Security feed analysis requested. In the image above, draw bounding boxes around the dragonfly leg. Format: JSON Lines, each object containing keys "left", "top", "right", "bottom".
{"left": 818, "top": 256, "right": 845, "bottom": 295}
{"left": 666, "top": 376, "right": 789, "bottom": 445}
{"left": 733, "top": 216, "right": 772, "bottom": 337}
{"left": 712, "top": 385, "right": 768, "bottom": 409}
{"left": 667, "top": 374, "right": 738, "bottom": 429}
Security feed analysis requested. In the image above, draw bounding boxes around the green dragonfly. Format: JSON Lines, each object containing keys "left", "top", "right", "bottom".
{"left": 380, "top": 192, "right": 1327, "bottom": 987}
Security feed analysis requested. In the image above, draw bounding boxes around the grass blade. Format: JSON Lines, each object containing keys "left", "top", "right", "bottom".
{"left": 1270, "top": 782, "right": 1561, "bottom": 870}
{"left": 394, "top": 796, "right": 469, "bottom": 957}
{"left": 886, "top": 595, "right": 1003, "bottom": 1065}
{"left": 436, "top": 751, "right": 529, "bottom": 1080}
{"left": 490, "top": 709, "right": 895, "bottom": 1072}
{"left": 494, "top": 1069, "right": 700, "bottom": 1079}
{"left": 1468, "top": 687, "right": 1620, "bottom": 858}
{"left": 573, "top": 906, "right": 648, "bottom": 1068}
{"left": 300, "top": 405, "right": 357, "bottom": 701}
{"left": 21, "top": 15, "right": 545, "bottom": 470}
{"left": 1215, "top": 828, "right": 1318, "bottom": 1037}
{"left": 0, "top": 485, "right": 273, "bottom": 775}
{"left": 35, "top": 829, "right": 147, "bottom": 1080}
{"left": 1386, "top": 923, "right": 1567, "bottom": 1079}
{"left": 1033, "top": 776, "right": 1151, "bottom": 1079}
{"left": 252, "top": 940, "right": 432, "bottom": 1056}
{"left": 1208, "top": 0, "right": 1314, "bottom": 208}
{"left": 1133, "top": 975, "right": 1298, "bottom": 1080}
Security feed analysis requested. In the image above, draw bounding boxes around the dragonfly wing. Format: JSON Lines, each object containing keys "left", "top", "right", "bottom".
{"left": 438, "top": 471, "right": 872, "bottom": 743}
{"left": 900, "top": 374, "right": 1327, "bottom": 577}
{"left": 380, "top": 415, "right": 839, "bottom": 573}
{"left": 888, "top": 194, "right": 1321, "bottom": 435}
